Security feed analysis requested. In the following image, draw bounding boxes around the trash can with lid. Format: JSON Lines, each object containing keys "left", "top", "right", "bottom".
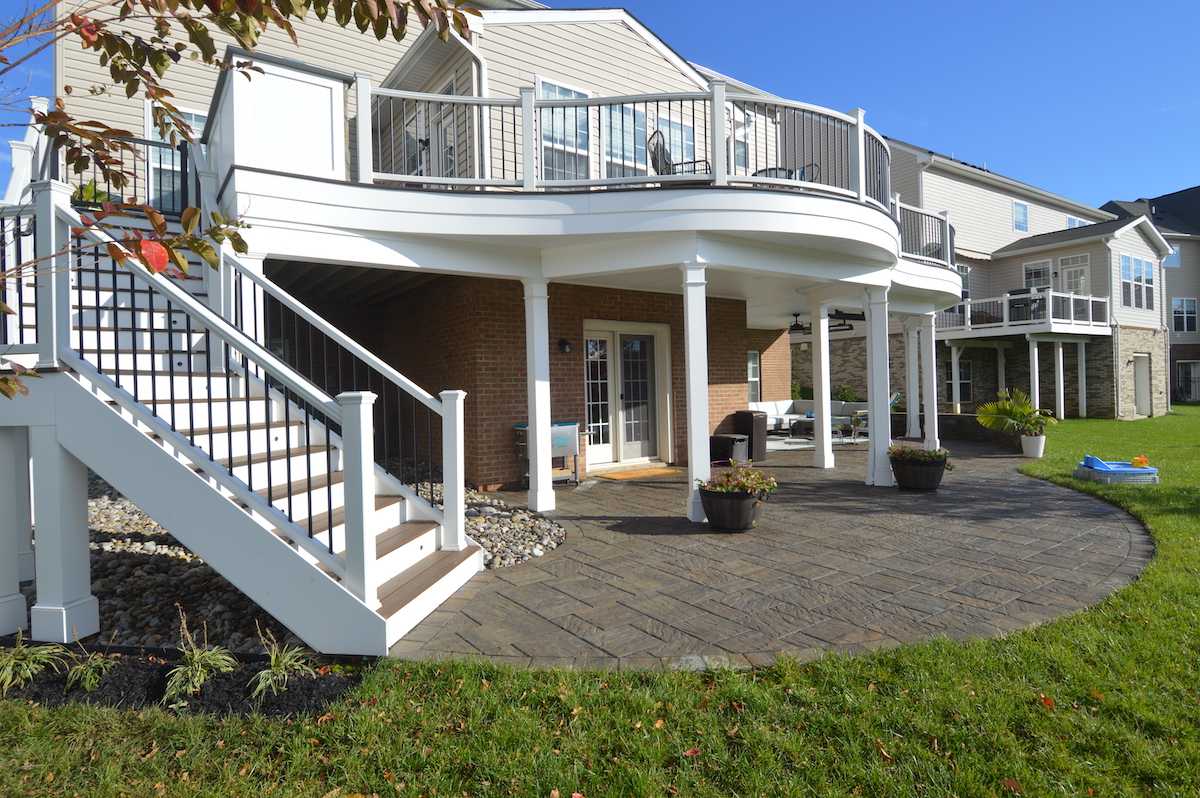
{"left": 710, "top": 433, "right": 749, "bottom": 466}
{"left": 734, "top": 410, "right": 768, "bottom": 463}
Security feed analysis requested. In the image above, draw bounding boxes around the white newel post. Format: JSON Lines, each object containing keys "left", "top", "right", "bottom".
{"left": 520, "top": 87, "right": 537, "bottom": 191}
{"left": 709, "top": 80, "right": 727, "bottom": 186}
{"left": 32, "top": 180, "right": 72, "bottom": 370}
{"left": 0, "top": 427, "right": 31, "bottom": 635}
{"left": 338, "top": 392, "right": 379, "bottom": 609}
{"left": 941, "top": 210, "right": 953, "bottom": 265}
{"left": 904, "top": 321, "right": 921, "bottom": 439}
{"left": 1077, "top": 341, "right": 1088, "bottom": 418}
{"left": 439, "top": 390, "right": 467, "bottom": 551}
{"left": 355, "top": 73, "right": 374, "bottom": 184}
{"left": 864, "top": 286, "right": 894, "bottom": 487}
{"left": 1054, "top": 341, "right": 1065, "bottom": 420}
{"left": 920, "top": 313, "right": 940, "bottom": 451}
{"left": 811, "top": 302, "right": 834, "bottom": 469}
{"left": 29, "top": 425, "right": 99, "bottom": 642}
{"left": 682, "top": 264, "right": 711, "bottom": 521}
{"left": 523, "top": 279, "right": 554, "bottom": 513}
{"left": 850, "top": 108, "right": 867, "bottom": 202}
{"left": 1028, "top": 337, "right": 1041, "bottom": 410}
{"left": 950, "top": 345, "right": 962, "bottom": 415}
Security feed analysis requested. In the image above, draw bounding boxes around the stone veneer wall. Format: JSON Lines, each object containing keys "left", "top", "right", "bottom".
{"left": 1114, "top": 325, "right": 1170, "bottom": 418}
{"left": 790, "top": 333, "right": 909, "bottom": 403}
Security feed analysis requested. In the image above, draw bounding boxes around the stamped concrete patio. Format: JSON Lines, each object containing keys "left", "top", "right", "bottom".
{"left": 392, "top": 442, "right": 1153, "bottom": 669}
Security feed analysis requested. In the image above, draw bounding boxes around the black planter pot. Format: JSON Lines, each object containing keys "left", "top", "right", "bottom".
{"left": 699, "top": 489, "right": 767, "bottom": 531}
{"left": 889, "top": 457, "right": 948, "bottom": 491}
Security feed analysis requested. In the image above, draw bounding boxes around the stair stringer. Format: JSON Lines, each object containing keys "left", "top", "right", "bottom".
{"left": 44, "top": 372, "right": 389, "bottom": 656}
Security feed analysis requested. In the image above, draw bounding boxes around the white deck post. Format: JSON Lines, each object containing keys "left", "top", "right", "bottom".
{"left": 904, "top": 321, "right": 921, "bottom": 439}
{"left": 523, "top": 279, "right": 554, "bottom": 512}
{"left": 1028, "top": 337, "right": 1041, "bottom": 410}
{"left": 812, "top": 302, "right": 834, "bottom": 469}
{"left": 682, "top": 264, "right": 711, "bottom": 521}
{"left": 864, "top": 286, "right": 894, "bottom": 487}
{"left": 1077, "top": 341, "right": 1088, "bottom": 418}
{"left": 439, "top": 390, "right": 467, "bottom": 551}
{"left": 29, "top": 425, "right": 98, "bottom": 642}
{"left": 0, "top": 428, "right": 31, "bottom": 635}
{"left": 997, "top": 347, "right": 1007, "bottom": 394}
{"left": 709, "top": 80, "right": 727, "bottom": 186}
{"left": 32, "top": 181, "right": 72, "bottom": 370}
{"left": 950, "top": 345, "right": 962, "bottom": 414}
{"left": 354, "top": 73, "right": 374, "bottom": 184}
{"left": 337, "top": 391, "right": 380, "bottom": 609}
{"left": 850, "top": 108, "right": 867, "bottom": 202}
{"left": 1054, "top": 341, "right": 1066, "bottom": 420}
{"left": 920, "top": 313, "right": 940, "bottom": 450}
{"left": 940, "top": 210, "right": 953, "bottom": 266}
{"left": 520, "top": 87, "right": 537, "bottom": 191}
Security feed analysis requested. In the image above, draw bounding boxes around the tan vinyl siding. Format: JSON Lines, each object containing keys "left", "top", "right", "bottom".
{"left": 922, "top": 168, "right": 1108, "bottom": 255}
{"left": 1111, "top": 227, "right": 1166, "bottom": 329}
{"left": 890, "top": 147, "right": 922, "bottom": 206}
{"left": 984, "top": 241, "right": 1111, "bottom": 300}
{"left": 1166, "top": 239, "right": 1200, "bottom": 345}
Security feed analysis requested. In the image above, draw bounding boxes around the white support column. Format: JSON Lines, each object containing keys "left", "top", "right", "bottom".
{"left": 1054, "top": 341, "right": 1066, "bottom": 421}
{"left": 864, "top": 286, "right": 894, "bottom": 487}
{"left": 950, "top": 345, "right": 962, "bottom": 414}
{"left": 523, "top": 279, "right": 555, "bottom": 513}
{"left": 811, "top": 302, "right": 834, "bottom": 469}
{"left": 997, "top": 347, "right": 1007, "bottom": 394}
{"left": 439, "top": 390, "right": 467, "bottom": 551}
{"left": 32, "top": 181, "right": 72, "bottom": 370}
{"left": 29, "top": 425, "right": 98, "bottom": 642}
{"left": 337, "top": 392, "right": 379, "bottom": 609}
{"left": 0, "top": 428, "right": 31, "bottom": 635}
{"left": 920, "top": 314, "right": 940, "bottom": 451}
{"left": 354, "top": 73, "right": 374, "bottom": 184}
{"left": 709, "top": 80, "right": 727, "bottom": 186}
{"left": 1077, "top": 341, "right": 1088, "bottom": 418}
{"left": 520, "top": 87, "right": 537, "bottom": 191}
{"left": 1028, "top": 337, "right": 1041, "bottom": 410}
{"left": 904, "top": 322, "right": 921, "bottom": 439}
{"left": 682, "top": 264, "right": 711, "bottom": 521}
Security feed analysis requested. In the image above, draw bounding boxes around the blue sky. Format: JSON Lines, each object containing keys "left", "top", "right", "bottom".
{"left": 4, "top": 0, "right": 1197, "bottom": 205}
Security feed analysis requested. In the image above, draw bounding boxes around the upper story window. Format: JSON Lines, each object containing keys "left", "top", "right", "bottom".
{"left": 539, "top": 80, "right": 590, "bottom": 181}
{"left": 1013, "top": 201, "right": 1029, "bottom": 232}
{"left": 747, "top": 351, "right": 761, "bottom": 402}
{"left": 1120, "top": 255, "right": 1156, "bottom": 310}
{"left": 1058, "top": 254, "right": 1090, "bottom": 294}
{"left": 1066, "top": 216, "right": 1089, "bottom": 229}
{"left": 1164, "top": 246, "right": 1182, "bottom": 268}
{"left": 1024, "top": 260, "right": 1051, "bottom": 290}
{"left": 1174, "top": 298, "right": 1198, "bottom": 333}
{"left": 602, "top": 104, "right": 647, "bottom": 177}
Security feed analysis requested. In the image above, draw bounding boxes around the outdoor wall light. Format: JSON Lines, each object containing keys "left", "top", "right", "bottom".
{"left": 558, "top": 338, "right": 573, "bottom": 353}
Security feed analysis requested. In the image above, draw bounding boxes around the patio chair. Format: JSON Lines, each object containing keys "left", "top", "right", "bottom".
{"left": 647, "top": 130, "right": 711, "bottom": 177}
{"left": 752, "top": 163, "right": 821, "bottom": 183}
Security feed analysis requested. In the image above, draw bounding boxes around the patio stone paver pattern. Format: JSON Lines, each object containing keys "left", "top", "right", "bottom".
{"left": 392, "top": 443, "right": 1152, "bottom": 669}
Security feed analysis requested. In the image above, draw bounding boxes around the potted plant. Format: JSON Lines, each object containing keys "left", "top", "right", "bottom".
{"left": 697, "top": 462, "right": 778, "bottom": 532}
{"left": 888, "top": 445, "right": 953, "bottom": 491}
{"left": 975, "top": 388, "right": 1057, "bottom": 458}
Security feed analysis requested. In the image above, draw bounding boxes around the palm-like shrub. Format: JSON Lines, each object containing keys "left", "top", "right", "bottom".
{"left": 976, "top": 389, "right": 1057, "bottom": 437}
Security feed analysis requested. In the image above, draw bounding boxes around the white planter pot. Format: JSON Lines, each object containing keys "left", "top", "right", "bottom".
{"left": 1021, "top": 434, "right": 1046, "bottom": 459}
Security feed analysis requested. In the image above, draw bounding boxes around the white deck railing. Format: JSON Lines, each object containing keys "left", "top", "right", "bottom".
{"left": 897, "top": 202, "right": 955, "bottom": 269}
{"left": 936, "top": 288, "right": 1110, "bottom": 332}
{"left": 358, "top": 79, "right": 894, "bottom": 209}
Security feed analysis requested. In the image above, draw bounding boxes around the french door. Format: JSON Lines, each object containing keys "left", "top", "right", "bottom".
{"left": 584, "top": 330, "right": 660, "bottom": 467}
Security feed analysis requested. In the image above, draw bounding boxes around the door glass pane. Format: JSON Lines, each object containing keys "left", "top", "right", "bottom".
{"left": 620, "top": 335, "right": 656, "bottom": 459}
{"left": 585, "top": 338, "right": 610, "bottom": 446}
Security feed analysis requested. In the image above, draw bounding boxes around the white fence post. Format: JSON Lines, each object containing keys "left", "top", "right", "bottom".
{"left": 32, "top": 180, "right": 72, "bottom": 370}
{"left": 710, "top": 80, "right": 727, "bottom": 186}
{"left": 355, "top": 74, "right": 374, "bottom": 184}
{"left": 940, "top": 210, "right": 952, "bottom": 266}
{"left": 850, "top": 107, "right": 867, "bottom": 202}
{"left": 338, "top": 391, "right": 379, "bottom": 609}
{"left": 520, "top": 87, "right": 537, "bottom": 191}
{"left": 439, "top": 390, "right": 467, "bottom": 551}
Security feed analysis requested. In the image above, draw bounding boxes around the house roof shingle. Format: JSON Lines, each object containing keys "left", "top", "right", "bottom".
{"left": 1101, "top": 185, "right": 1200, "bottom": 237}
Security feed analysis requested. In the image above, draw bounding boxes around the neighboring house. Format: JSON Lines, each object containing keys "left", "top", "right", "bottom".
{"left": 1102, "top": 186, "right": 1200, "bottom": 403}
{"left": 793, "top": 139, "right": 1173, "bottom": 420}
{"left": 0, "top": 7, "right": 961, "bottom": 654}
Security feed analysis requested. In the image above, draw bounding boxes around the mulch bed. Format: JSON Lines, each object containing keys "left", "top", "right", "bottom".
{"left": 4, "top": 650, "right": 364, "bottom": 717}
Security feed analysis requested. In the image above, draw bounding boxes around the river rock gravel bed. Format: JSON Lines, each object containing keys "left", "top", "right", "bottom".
{"left": 18, "top": 478, "right": 565, "bottom": 651}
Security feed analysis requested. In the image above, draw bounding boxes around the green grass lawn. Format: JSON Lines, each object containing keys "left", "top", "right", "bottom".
{"left": 3, "top": 408, "right": 1199, "bottom": 797}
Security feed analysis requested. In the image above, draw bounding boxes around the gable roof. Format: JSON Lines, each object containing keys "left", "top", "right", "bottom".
{"left": 991, "top": 216, "right": 1172, "bottom": 259}
{"left": 1102, "top": 185, "right": 1200, "bottom": 237}
{"left": 887, "top": 137, "right": 1116, "bottom": 223}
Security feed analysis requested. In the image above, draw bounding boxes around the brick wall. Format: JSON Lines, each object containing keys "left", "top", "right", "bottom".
{"left": 296, "top": 273, "right": 789, "bottom": 488}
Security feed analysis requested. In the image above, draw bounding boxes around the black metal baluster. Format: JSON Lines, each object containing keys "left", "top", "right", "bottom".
{"left": 304, "top": 404, "right": 313, "bottom": 539}
{"left": 224, "top": 341, "right": 234, "bottom": 472}
{"left": 284, "top": 386, "right": 293, "bottom": 522}
{"left": 204, "top": 329, "right": 214, "bottom": 460}
{"left": 183, "top": 309, "right": 194, "bottom": 441}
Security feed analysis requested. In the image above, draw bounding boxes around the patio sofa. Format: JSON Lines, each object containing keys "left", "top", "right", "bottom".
{"left": 749, "top": 399, "right": 869, "bottom": 434}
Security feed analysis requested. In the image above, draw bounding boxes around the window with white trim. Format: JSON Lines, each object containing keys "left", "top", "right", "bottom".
{"left": 1066, "top": 216, "right": 1088, "bottom": 229}
{"left": 602, "top": 104, "right": 646, "bottom": 177}
{"left": 1058, "top": 254, "right": 1090, "bottom": 294}
{"left": 657, "top": 117, "right": 695, "bottom": 164}
{"left": 747, "top": 351, "right": 761, "bottom": 403}
{"left": 1174, "top": 298, "right": 1197, "bottom": 333}
{"left": 732, "top": 104, "right": 754, "bottom": 171}
{"left": 538, "top": 80, "right": 590, "bottom": 181}
{"left": 148, "top": 108, "right": 207, "bottom": 210}
{"left": 1121, "top": 255, "right": 1156, "bottom": 310}
{"left": 1024, "top": 260, "right": 1051, "bottom": 290}
{"left": 944, "top": 360, "right": 973, "bottom": 402}
{"left": 1164, "top": 246, "right": 1181, "bottom": 268}
{"left": 1013, "top": 201, "right": 1029, "bottom": 232}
